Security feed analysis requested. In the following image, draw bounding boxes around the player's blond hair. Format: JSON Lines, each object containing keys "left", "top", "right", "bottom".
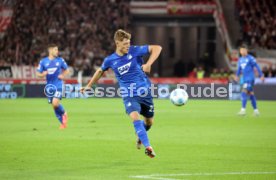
{"left": 47, "top": 43, "right": 58, "bottom": 50}
{"left": 114, "top": 29, "right": 131, "bottom": 42}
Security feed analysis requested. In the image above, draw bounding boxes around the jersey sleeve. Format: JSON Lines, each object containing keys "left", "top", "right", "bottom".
{"left": 61, "top": 58, "right": 68, "bottom": 70}
{"left": 37, "top": 60, "right": 45, "bottom": 73}
{"left": 101, "top": 58, "right": 110, "bottom": 71}
{"left": 132, "top": 45, "right": 149, "bottom": 57}
{"left": 250, "top": 56, "right": 263, "bottom": 77}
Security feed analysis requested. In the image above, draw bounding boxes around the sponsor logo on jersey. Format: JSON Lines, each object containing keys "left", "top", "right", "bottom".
{"left": 118, "top": 62, "right": 131, "bottom": 75}
{"left": 47, "top": 67, "right": 58, "bottom": 75}
{"left": 241, "top": 63, "right": 246, "bottom": 69}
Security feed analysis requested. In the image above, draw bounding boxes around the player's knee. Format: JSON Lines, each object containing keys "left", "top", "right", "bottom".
{"left": 52, "top": 103, "right": 59, "bottom": 109}
{"left": 52, "top": 100, "right": 59, "bottom": 109}
{"left": 147, "top": 121, "right": 153, "bottom": 126}
{"left": 144, "top": 118, "right": 153, "bottom": 126}
{"left": 129, "top": 111, "right": 140, "bottom": 121}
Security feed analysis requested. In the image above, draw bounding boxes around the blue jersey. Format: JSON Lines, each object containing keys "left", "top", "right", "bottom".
{"left": 37, "top": 57, "right": 68, "bottom": 90}
{"left": 101, "top": 45, "right": 151, "bottom": 97}
{"left": 236, "top": 54, "right": 263, "bottom": 82}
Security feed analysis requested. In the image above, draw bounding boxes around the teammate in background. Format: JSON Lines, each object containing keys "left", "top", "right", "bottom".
{"left": 37, "top": 44, "right": 69, "bottom": 129}
{"left": 80, "top": 29, "right": 162, "bottom": 158}
{"left": 235, "top": 44, "right": 264, "bottom": 116}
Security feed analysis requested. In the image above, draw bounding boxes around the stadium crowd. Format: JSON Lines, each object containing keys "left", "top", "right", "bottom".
{"left": 236, "top": 0, "right": 276, "bottom": 49}
{"left": 262, "top": 66, "right": 276, "bottom": 77}
{"left": 0, "top": 0, "right": 130, "bottom": 76}
{"left": 1, "top": 0, "right": 275, "bottom": 79}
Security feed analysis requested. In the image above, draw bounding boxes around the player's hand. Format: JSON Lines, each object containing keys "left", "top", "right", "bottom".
{"left": 260, "top": 76, "right": 265, "bottom": 82}
{"left": 234, "top": 75, "right": 239, "bottom": 82}
{"left": 80, "top": 86, "right": 89, "bottom": 94}
{"left": 58, "top": 74, "right": 65, "bottom": 80}
{"left": 42, "top": 71, "right": 48, "bottom": 77}
{"left": 142, "top": 64, "right": 151, "bottom": 73}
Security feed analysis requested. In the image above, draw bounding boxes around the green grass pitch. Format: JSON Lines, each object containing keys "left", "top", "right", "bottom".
{"left": 0, "top": 98, "right": 276, "bottom": 180}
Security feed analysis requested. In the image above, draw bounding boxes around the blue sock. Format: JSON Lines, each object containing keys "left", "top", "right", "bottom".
{"left": 144, "top": 122, "right": 151, "bottom": 131}
{"left": 133, "top": 120, "right": 150, "bottom": 148}
{"left": 250, "top": 94, "right": 257, "bottom": 109}
{"left": 241, "top": 92, "right": 247, "bottom": 109}
{"left": 54, "top": 108, "right": 63, "bottom": 123}
{"left": 54, "top": 104, "right": 65, "bottom": 124}
{"left": 57, "top": 104, "right": 65, "bottom": 115}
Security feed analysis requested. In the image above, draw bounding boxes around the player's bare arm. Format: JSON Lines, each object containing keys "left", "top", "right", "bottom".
{"left": 260, "top": 75, "right": 265, "bottom": 82}
{"left": 142, "top": 45, "right": 162, "bottom": 73}
{"left": 36, "top": 71, "right": 48, "bottom": 78}
{"left": 80, "top": 68, "right": 104, "bottom": 93}
{"left": 234, "top": 75, "right": 239, "bottom": 82}
{"left": 58, "top": 69, "right": 70, "bottom": 80}
{"left": 257, "top": 67, "right": 265, "bottom": 82}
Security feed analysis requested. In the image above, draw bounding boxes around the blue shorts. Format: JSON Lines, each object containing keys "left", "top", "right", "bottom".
{"left": 123, "top": 93, "right": 154, "bottom": 118}
{"left": 44, "top": 84, "right": 62, "bottom": 104}
{"left": 48, "top": 90, "right": 62, "bottom": 104}
{"left": 242, "top": 80, "right": 254, "bottom": 92}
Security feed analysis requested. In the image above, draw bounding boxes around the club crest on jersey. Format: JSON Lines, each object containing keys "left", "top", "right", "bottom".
{"left": 56, "top": 62, "right": 59, "bottom": 66}
{"left": 118, "top": 62, "right": 131, "bottom": 75}
{"left": 127, "top": 54, "right": 132, "bottom": 60}
{"left": 241, "top": 63, "right": 246, "bottom": 69}
{"left": 47, "top": 67, "right": 58, "bottom": 74}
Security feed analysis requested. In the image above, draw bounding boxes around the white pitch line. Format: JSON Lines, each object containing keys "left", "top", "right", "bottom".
{"left": 130, "top": 175, "right": 177, "bottom": 180}
{"left": 130, "top": 171, "right": 276, "bottom": 180}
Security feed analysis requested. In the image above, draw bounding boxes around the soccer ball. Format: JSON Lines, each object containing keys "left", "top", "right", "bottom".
{"left": 170, "top": 88, "right": 189, "bottom": 106}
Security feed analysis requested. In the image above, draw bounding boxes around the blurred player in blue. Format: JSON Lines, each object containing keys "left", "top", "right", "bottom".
{"left": 81, "top": 29, "right": 162, "bottom": 158}
{"left": 235, "top": 44, "right": 264, "bottom": 116}
{"left": 37, "top": 44, "right": 69, "bottom": 129}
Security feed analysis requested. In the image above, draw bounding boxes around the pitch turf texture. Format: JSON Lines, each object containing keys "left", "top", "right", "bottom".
{"left": 0, "top": 98, "right": 276, "bottom": 180}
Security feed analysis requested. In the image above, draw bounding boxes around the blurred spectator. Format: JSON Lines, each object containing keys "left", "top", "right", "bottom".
{"left": 219, "top": 68, "right": 229, "bottom": 79}
{"left": 268, "top": 65, "right": 276, "bottom": 77}
{"left": 262, "top": 65, "right": 276, "bottom": 77}
{"left": 0, "top": 0, "right": 130, "bottom": 76}
{"left": 228, "top": 70, "right": 236, "bottom": 83}
{"left": 262, "top": 66, "right": 269, "bottom": 77}
{"left": 196, "top": 66, "right": 205, "bottom": 79}
{"left": 188, "top": 67, "right": 197, "bottom": 78}
{"left": 210, "top": 68, "right": 220, "bottom": 79}
{"left": 236, "top": 0, "right": 276, "bottom": 49}
{"left": 93, "top": 58, "right": 103, "bottom": 73}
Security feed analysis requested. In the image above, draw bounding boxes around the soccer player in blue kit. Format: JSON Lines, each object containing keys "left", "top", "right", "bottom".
{"left": 235, "top": 44, "right": 264, "bottom": 116}
{"left": 81, "top": 29, "right": 162, "bottom": 158}
{"left": 37, "top": 44, "right": 69, "bottom": 129}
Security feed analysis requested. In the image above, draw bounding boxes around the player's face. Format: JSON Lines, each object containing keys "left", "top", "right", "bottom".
{"left": 117, "top": 38, "right": 130, "bottom": 54}
{"left": 240, "top": 48, "right": 248, "bottom": 56}
{"left": 49, "top": 47, "right": 59, "bottom": 57}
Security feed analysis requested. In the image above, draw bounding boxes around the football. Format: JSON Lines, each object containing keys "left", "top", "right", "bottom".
{"left": 170, "top": 88, "right": 189, "bottom": 106}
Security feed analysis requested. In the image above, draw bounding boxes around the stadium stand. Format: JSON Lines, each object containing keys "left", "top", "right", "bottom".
{"left": 0, "top": 0, "right": 130, "bottom": 73}
{"left": 236, "top": 0, "right": 276, "bottom": 49}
